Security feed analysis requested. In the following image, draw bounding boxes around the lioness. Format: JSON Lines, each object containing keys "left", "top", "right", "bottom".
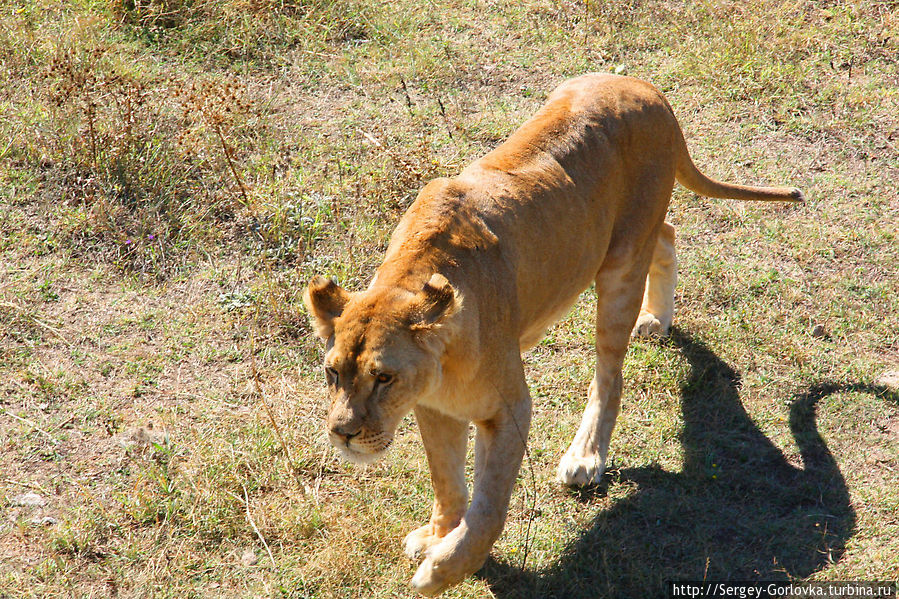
{"left": 304, "top": 73, "right": 802, "bottom": 595}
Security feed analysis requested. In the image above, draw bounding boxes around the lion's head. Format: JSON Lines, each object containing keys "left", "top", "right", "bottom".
{"left": 303, "top": 273, "right": 461, "bottom": 464}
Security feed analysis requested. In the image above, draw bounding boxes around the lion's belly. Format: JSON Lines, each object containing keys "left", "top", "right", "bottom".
{"left": 508, "top": 193, "right": 613, "bottom": 351}
{"left": 517, "top": 265, "right": 600, "bottom": 352}
{"left": 518, "top": 297, "right": 580, "bottom": 351}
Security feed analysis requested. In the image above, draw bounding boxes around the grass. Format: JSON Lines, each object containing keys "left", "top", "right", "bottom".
{"left": 1, "top": 0, "right": 898, "bottom": 597}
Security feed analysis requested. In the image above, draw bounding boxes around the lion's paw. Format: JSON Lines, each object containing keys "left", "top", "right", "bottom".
{"left": 409, "top": 538, "right": 486, "bottom": 597}
{"left": 556, "top": 453, "right": 604, "bottom": 487}
{"left": 403, "top": 525, "right": 442, "bottom": 561}
{"left": 410, "top": 555, "right": 455, "bottom": 597}
{"left": 632, "top": 312, "right": 669, "bottom": 338}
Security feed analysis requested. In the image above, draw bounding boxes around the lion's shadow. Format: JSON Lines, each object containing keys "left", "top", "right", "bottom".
{"left": 479, "top": 329, "right": 896, "bottom": 598}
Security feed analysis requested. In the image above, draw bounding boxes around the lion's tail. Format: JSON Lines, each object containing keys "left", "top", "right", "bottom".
{"left": 673, "top": 125, "right": 805, "bottom": 203}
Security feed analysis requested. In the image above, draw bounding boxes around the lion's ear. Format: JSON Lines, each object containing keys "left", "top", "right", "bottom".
{"left": 411, "top": 273, "right": 462, "bottom": 331}
{"left": 303, "top": 276, "right": 350, "bottom": 339}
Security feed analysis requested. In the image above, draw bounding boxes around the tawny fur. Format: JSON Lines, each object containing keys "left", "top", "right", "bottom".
{"left": 304, "top": 73, "right": 802, "bottom": 596}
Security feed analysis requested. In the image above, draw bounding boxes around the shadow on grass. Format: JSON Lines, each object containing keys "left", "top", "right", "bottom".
{"left": 480, "top": 328, "right": 897, "bottom": 598}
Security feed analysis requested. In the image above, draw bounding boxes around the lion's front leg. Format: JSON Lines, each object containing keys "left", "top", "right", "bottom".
{"left": 411, "top": 380, "right": 531, "bottom": 596}
{"left": 405, "top": 405, "right": 469, "bottom": 561}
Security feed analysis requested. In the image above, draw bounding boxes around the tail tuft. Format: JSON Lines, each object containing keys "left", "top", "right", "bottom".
{"left": 791, "top": 188, "right": 806, "bottom": 203}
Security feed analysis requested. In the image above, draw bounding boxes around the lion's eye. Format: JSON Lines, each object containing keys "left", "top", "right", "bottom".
{"left": 325, "top": 366, "right": 339, "bottom": 385}
{"left": 374, "top": 372, "right": 394, "bottom": 385}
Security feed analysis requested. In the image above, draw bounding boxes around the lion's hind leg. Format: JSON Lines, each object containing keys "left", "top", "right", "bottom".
{"left": 632, "top": 221, "right": 676, "bottom": 338}
{"left": 557, "top": 255, "right": 650, "bottom": 486}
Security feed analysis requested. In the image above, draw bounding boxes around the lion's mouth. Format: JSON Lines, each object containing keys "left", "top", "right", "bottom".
{"left": 329, "top": 432, "right": 393, "bottom": 465}
{"left": 336, "top": 443, "right": 390, "bottom": 465}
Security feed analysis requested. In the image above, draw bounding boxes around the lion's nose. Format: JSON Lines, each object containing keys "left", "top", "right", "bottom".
{"left": 329, "top": 423, "right": 362, "bottom": 444}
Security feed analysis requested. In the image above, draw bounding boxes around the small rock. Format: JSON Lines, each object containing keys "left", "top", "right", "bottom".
{"left": 865, "top": 449, "right": 890, "bottom": 464}
{"left": 11, "top": 492, "right": 47, "bottom": 508}
{"left": 810, "top": 324, "right": 826, "bottom": 338}
{"left": 118, "top": 426, "right": 169, "bottom": 451}
{"left": 240, "top": 548, "right": 258, "bottom": 566}
{"left": 876, "top": 370, "right": 899, "bottom": 392}
{"left": 30, "top": 516, "right": 58, "bottom": 527}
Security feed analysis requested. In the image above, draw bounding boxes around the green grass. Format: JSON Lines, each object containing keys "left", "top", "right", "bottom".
{"left": 1, "top": 0, "right": 898, "bottom": 596}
